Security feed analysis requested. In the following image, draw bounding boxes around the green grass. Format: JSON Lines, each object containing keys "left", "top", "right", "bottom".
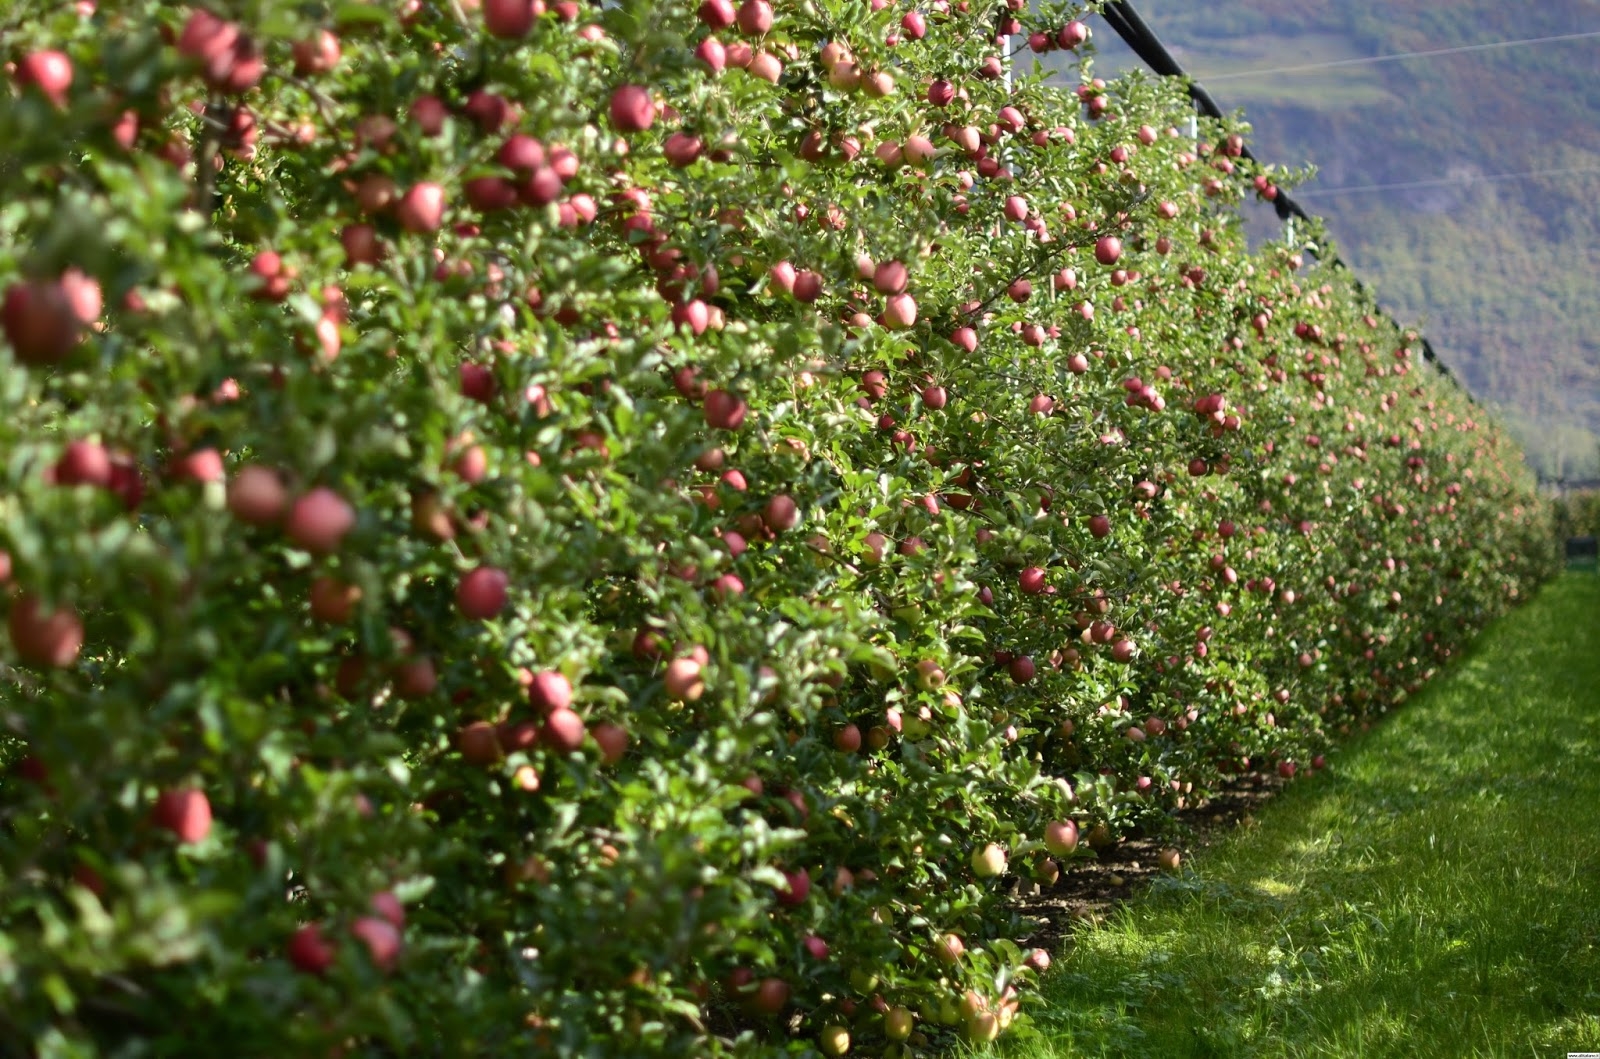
{"left": 991, "top": 574, "right": 1600, "bottom": 1059}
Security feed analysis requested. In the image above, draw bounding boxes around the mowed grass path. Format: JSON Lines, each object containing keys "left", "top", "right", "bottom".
{"left": 998, "top": 574, "right": 1600, "bottom": 1059}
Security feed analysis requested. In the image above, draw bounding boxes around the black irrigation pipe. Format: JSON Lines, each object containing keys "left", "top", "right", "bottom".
{"left": 1098, "top": 0, "right": 1474, "bottom": 404}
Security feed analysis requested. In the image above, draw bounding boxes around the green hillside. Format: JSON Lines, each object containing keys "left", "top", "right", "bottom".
{"left": 1043, "top": 0, "right": 1600, "bottom": 478}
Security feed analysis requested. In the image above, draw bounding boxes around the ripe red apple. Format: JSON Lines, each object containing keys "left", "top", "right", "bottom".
{"left": 883, "top": 293, "right": 918, "bottom": 329}
{"left": 228, "top": 465, "right": 287, "bottom": 525}
{"left": 288, "top": 922, "right": 335, "bottom": 975}
{"left": 695, "top": 36, "right": 727, "bottom": 72}
{"left": 663, "top": 131, "right": 704, "bottom": 168}
{"left": 170, "top": 447, "right": 225, "bottom": 484}
{"left": 1019, "top": 566, "right": 1047, "bottom": 594}
{"left": 921, "top": 384, "right": 947, "bottom": 410}
{"left": 1043, "top": 819, "right": 1078, "bottom": 855}
{"left": 1088, "top": 514, "right": 1112, "bottom": 538}
{"left": 1009, "top": 656, "right": 1036, "bottom": 683}
{"left": 456, "top": 565, "right": 509, "bottom": 619}
{"left": 748, "top": 976, "right": 789, "bottom": 1015}
{"left": 590, "top": 721, "right": 628, "bottom": 764}
{"left": 791, "top": 269, "right": 823, "bottom": 303}
{"left": 369, "top": 890, "right": 405, "bottom": 930}
{"left": 777, "top": 868, "right": 810, "bottom": 905}
{"left": 7, "top": 594, "right": 84, "bottom": 668}
{"left": 397, "top": 182, "right": 446, "bottom": 233}
{"left": 834, "top": 723, "right": 862, "bottom": 753}
{"left": 350, "top": 915, "right": 402, "bottom": 973}
{"left": 291, "top": 29, "right": 341, "bottom": 75}
{"left": 608, "top": 84, "right": 655, "bottom": 132}
{"left": 54, "top": 440, "right": 112, "bottom": 487}
{"left": 699, "top": 0, "right": 736, "bottom": 27}
{"left": 542, "top": 707, "right": 586, "bottom": 753}
{"left": 763, "top": 494, "right": 800, "bottom": 532}
{"left": 935, "top": 933, "right": 965, "bottom": 964}
{"left": 873, "top": 259, "right": 909, "bottom": 294}
{"left": 309, "top": 576, "right": 361, "bottom": 623}
{"left": 664, "top": 657, "right": 704, "bottom": 700}
{"left": 14, "top": 50, "right": 73, "bottom": 106}
{"left": 483, "top": 0, "right": 537, "bottom": 36}
{"left": 528, "top": 670, "right": 573, "bottom": 713}
{"left": 152, "top": 787, "right": 212, "bottom": 844}
{"left": 459, "top": 721, "right": 503, "bottom": 765}
{"left": 703, "top": 389, "right": 747, "bottom": 430}
{"left": 3, "top": 273, "right": 98, "bottom": 365}
{"left": 736, "top": 0, "right": 773, "bottom": 35}
{"left": 1095, "top": 236, "right": 1123, "bottom": 265}
{"left": 927, "top": 79, "right": 954, "bottom": 106}
{"left": 803, "top": 934, "right": 829, "bottom": 959}
{"left": 285, "top": 487, "right": 355, "bottom": 554}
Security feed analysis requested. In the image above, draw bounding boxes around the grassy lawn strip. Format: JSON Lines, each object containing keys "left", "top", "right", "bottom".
{"left": 995, "top": 573, "right": 1600, "bottom": 1059}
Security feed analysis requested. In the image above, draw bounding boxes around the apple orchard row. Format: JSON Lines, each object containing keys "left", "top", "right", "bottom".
{"left": 0, "top": 1, "right": 1556, "bottom": 1057}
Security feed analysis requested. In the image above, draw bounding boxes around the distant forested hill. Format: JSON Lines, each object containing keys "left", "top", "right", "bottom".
{"left": 1042, "top": 0, "right": 1600, "bottom": 477}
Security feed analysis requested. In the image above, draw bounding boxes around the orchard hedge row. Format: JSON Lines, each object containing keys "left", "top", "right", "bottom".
{"left": 0, "top": 1, "right": 1558, "bottom": 1057}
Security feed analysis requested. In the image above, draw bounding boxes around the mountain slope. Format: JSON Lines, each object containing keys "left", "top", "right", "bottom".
{"left": 1044, "top": 0, "right": 1600, "bottom": 477}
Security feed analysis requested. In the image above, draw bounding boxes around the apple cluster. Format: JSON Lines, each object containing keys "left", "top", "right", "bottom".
{"left": 0, "top": 1, "right": 1556, "bottom": 1057}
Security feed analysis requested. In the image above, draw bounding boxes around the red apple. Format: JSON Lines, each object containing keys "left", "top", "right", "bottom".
{"left": 285, "top": 487, "right": 355, "bottom": 554}
{"left": 736, "top": 0, "right": 773, "bottom": 35}
{"left": 1095, "top": 236, "right": 1123, "bottom": 265}
{"left": 608, "top": 84, "right": 654, "bottom": 132}
{"left": 227, "top": 465, "right": 288, "bottom": 525}
{"left": 152, "top": 787, "right": 212, "bottom": 844}
{"left": 529, "top": 670, "right": 573, "bottom": 713}
{"left": 590, "top": 721, "right": 628, "bottom": 764}
{"left": 776, "top": 868, "right": 810, "bottom": 905}
{"left": 1043, "top": 819, "right": 1078, "bottom": 856}
{"left": 699, "top": 0, "right": 736, "bottom": 27}
{"left": 883, "top": 293, "right": 918, "bottom": 329}
{"left": 763, "top": 494, "right": 800, "bottom": 532}
{"left": 456, "top": 565, "right": 509, "bottom": 619}
{"left": 14, "top": 50, "right": 73, "bottom": 106}
{"left": 350, "top": 915, "right": 402, "bottom": 973}
{"left": 748, "top": 976, "right": 789, "bottom": 1015}
{"left": 542, "top": 707, "right": 586, "bottom": 753}
{"left": 397, "top": 182, "right": 446, "bottom": 233}
{"left": 459, "top": 720, "right": 503, "bottom": 764}
{"left": 483, "top": 0, "right": 537, "bottom": 37}
{"left": 291, "top": 29, "right": 341, "bottom": 75}
{"left": 309, "top": 576, "right": 361, "bottom": 623}
{"left": 791, "top": 269, "right": 823, "bottom": 303}
{"left": 54, "top": 440, "right": 112, "bottom": 487}
{"left": 172, "top": 447, "right": 225, "bottom": 483}
{"left": 1019, "top": 566, "right": 1047, "bottom": 594}
{"left": 3, "top": 275, "right": 96, "bottom": 365}
{"left": 370, "top": 890, "right": 405, "bottom": 930}
{"left": 288, "top": 922, "right": 335, "bottom": 975}
{"left": 7, "top": 594, "right": 83, "bottom": 668}
{"left": 664, "top": 657, "right": 704, "bottom": 700}
{"left": 704, "top": 389, "right": 747, "bottom": 430}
